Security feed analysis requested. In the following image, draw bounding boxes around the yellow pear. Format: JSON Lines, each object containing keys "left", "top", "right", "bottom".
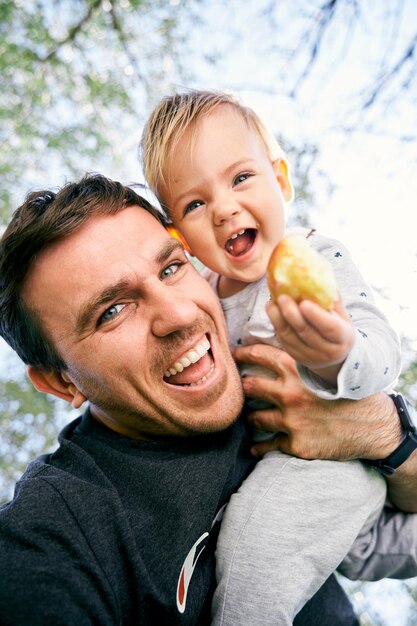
{"left": 267, "top": 235, "right": 338, "bottom": 311}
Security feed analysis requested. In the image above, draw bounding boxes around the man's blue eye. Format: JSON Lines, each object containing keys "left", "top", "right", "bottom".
{"left": 99, "top": 304, "right": 124, "bottom": 325}
{"left": 161, "top": 262, "right": 181, "bottom": 279}
{"left": 234, "top": 173, "right": 250, "bottom": 186}
{"left": 184, "top": 200, "right": 204, "bottom": 215}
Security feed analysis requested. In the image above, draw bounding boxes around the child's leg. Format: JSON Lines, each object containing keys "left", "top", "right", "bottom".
{"left": 212, "top": 451, "right": 386, "bottom": 626}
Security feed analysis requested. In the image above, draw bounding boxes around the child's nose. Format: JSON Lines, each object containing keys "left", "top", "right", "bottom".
{"left": 212, "top": 197, "right": 242, "bottom": 226}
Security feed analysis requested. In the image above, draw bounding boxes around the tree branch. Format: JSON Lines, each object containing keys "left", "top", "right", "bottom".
{"left": 109, "top": 2, "right": 144, "bottom": 81}
{"left": 363, "top": 32, "right": 417, "bottom": 109}
{"left": 290, "top": 0, "right": 340, "bottom": 97}
{"left": 42, "top": 0, "right": 103, "bottom": 62}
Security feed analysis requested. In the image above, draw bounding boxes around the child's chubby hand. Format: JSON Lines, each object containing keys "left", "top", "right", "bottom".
{"left": 266, "top": 295, "right": 355, "bottom": 381}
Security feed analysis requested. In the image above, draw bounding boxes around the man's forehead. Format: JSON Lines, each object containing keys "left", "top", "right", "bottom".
{"left": 76, "top": 205, "right": 166, "bottom": 240}
{"left": 52, "top": 206, "right": 165, "bottom": 253}
{"left": 23, "top": 207, "right": 170, "bottom": 299}
{"left": 22, "top": 207, "right": 178, "bottom": 337}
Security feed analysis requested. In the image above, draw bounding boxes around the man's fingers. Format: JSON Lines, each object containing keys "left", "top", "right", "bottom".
{"left": 250, "top": 432, "right": 290, "bottom": 458}
{"left": 233, "top": 343, "right": 296, "bottom": 377}
{"left": 242, "top": 373, "right": 282, "bottom": 405}
{"left": 247, "top": 406, "right": 286, "bottom": 433}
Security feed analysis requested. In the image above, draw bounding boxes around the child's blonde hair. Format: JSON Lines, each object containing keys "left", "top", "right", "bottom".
{"left": 140, "top": 89, "right": 285, "bottom": 203}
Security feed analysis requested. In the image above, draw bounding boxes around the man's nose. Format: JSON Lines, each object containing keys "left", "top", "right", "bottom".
{"left": 151, "top": 285, "right": 199, "bottom": 337}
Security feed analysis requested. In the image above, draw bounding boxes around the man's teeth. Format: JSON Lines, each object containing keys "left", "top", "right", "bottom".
{"left": 184, "top": 362, "right": 215, "bottom": 387}
{"left": 230, "top": 229, "right": 245, "bottom": 240}
{"left": 164, "top": 337, "right": 211, "bottom": 378}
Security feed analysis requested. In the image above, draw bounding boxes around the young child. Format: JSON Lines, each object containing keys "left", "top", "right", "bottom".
{"left": 141, "top": 90, "right": 414, "bottom": 624}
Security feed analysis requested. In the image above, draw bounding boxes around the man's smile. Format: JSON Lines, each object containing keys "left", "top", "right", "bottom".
{"left": 163, "top": 335, "right": 214, "bottom": 386}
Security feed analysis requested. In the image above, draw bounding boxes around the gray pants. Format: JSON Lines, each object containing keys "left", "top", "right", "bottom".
{"left": 212, "top": 452, "right": 387, "bottom": 626}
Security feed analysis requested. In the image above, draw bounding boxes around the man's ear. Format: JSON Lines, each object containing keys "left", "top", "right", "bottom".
{"left": 272, "top": 158, "right": 294, "bottom": 203}
{"left": 167, "top": 226, "right": 193, "bottom": 255}
{"left": 28, "top": 366, "right": 87, "bottom": 409}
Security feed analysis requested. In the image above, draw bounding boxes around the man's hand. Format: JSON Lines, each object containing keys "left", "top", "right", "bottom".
{"left": 234, "top": 343, "right": 417, "bottom": 511}
{"left": 234, "top": 343, "right": 400, "bottom": 461}
{"left": 266, "top": 296, "right": 355, "bottom": 384}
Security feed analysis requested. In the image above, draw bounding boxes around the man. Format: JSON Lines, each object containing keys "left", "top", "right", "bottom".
{"left": 0, "top": 174, "right": 415, "bottom": 625}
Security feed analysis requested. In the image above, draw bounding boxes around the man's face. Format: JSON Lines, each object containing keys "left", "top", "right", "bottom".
{"left": 23, "top": 207, "right": 244, "bottom": 439}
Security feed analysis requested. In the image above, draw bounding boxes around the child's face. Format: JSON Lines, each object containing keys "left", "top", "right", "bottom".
{"left": 160, "top": 105, "right": 292, "bottom": 289}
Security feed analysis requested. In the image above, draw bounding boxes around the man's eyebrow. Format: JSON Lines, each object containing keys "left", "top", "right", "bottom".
{"left": 156, "top": 237, "right": 183, "bottom": 264}
{"left": 76, "top": 280, "right": 132, "bottom": 333}
{"left": 75, "top": 238, "right": 183, "bottom": 333}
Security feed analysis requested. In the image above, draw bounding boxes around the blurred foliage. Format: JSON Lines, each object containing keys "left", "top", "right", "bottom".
{"left": 1, "top": 0, "right": 203, "bottom": 498}
{"left": 398, "top": 336, "right": 417, "bottom": 401}
{"left": 283, "top": 139, "right": 334, "bottom": 229}
{"left": 0, "top": 359, "right": 76, "bottom": 503}
{"left": 0, "top": 0, "right": 201, "bottom": 221}
{"left": 2, "top": 0, "right": 417, "bottom": 223}
{"left": 338, "top": 575, "right": 417, "bottom": 626}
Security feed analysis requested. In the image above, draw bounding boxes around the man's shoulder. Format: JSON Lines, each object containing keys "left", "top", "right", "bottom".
{"left": 0, "top": 435, "right": 118, "bottom": 534}
{"left": 0, "top": 451, "right": 130, "bottom": 626}
{"left": 0, "top": 439, "right": 130, "bottom": 579}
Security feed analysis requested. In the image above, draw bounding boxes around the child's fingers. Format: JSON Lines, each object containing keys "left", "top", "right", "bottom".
{"left": 273, "top": 295, "right": 309, "bottom": 338}
{"left": 276, "top": 295, "right": 328, "bottom": 348}
{"left": 266, "top": 299, "right": 287, "bottom": 334}
{"left": 298, "top": 299, "right": 354, "bottom": 345}
{"left": 333, "top": 298, "right": 352, "bottom": 321}
{"left": 266, "top": 300, "right": 306, "bottom": 353}
{"left": 270, "top": 296, "right": 355, "bottom": 368}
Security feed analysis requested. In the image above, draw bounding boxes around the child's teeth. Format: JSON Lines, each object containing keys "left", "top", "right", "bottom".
{"left": 230, "top": 229, "right": 245, "bottom": 240}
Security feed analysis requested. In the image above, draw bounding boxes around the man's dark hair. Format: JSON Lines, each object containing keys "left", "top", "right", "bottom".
{"left": 0, "top": 173, "right": 166, "bottom": 371}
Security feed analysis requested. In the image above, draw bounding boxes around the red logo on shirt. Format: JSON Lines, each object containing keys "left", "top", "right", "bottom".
{"left": 176, "top": 532, "right": 209, "bottom": 613}
{"left": 176, "top": 505, "right": 226, "bottom": 614}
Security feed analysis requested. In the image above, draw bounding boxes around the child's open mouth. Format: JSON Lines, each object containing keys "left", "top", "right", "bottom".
{"left": 225, "top": 228, "right": 257, "bottom": 257}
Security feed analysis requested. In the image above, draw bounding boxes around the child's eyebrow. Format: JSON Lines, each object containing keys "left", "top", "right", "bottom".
{"left": 172, "top": 158, "right": 256, "bottom": 205}
{"left": 223, "top": 158, "right": 256, "bottom": 177}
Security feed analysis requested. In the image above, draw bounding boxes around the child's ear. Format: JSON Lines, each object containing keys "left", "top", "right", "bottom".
{"left": 28, "top": 366, "right": 87, "bottom": 409}
{"left": 167, "top": 226, "right": 193, "bottom": 255}
{"left": 272, "top": 159, "right": 294, "bottom": 203}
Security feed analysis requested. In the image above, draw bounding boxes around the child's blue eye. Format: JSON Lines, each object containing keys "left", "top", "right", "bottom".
{"left": 233, "top": 173, "right": 250, "bottom": 186}
{"left": 184, "top": 200, "right": 204, "bottom": 215}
